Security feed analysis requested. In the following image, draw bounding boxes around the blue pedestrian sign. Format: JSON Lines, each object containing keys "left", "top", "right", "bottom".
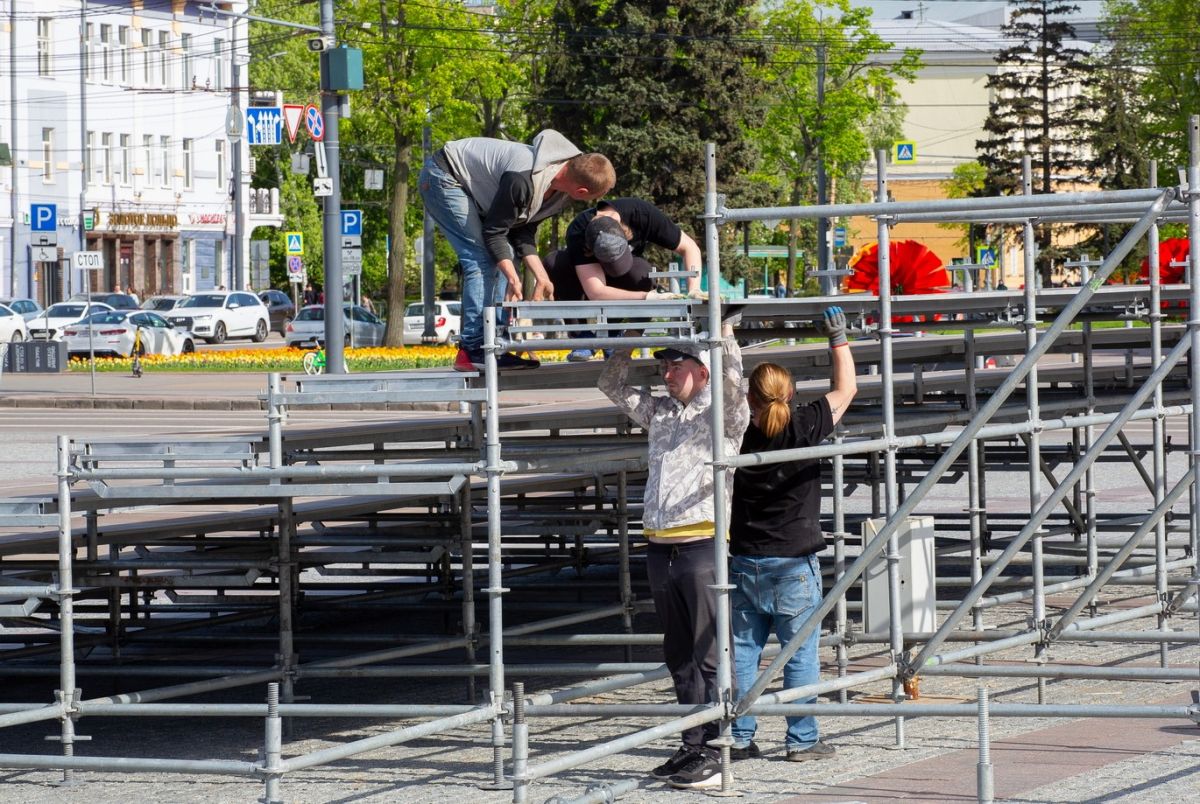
{"left": 30, "top": 204, "right": 57, "bottom": 232}
{"left": 285, "top": 231, "right": 304, "bottom": 255}
{"left": 976, "top": 246, "right": 997, "bottom": 267}
{"left": 305, "top": 104, "right": 325, "bottom": 142}
{"left": 893, "top": 141, "right": 917, "bottom": 164}
{"left": 245, "top": 107, "right": 283, "bottom": 146}
{"left": 833, "top": 226, "right": 847, "bottom": 248}
{"left": 341, "top": 209, "right": 363, "bottom": 237}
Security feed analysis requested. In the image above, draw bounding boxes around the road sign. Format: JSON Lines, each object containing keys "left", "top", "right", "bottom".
{"left": 304, "top": 104, "right": 325, "bottom": 142}
{"left": 341, "top": 209, "right": 362, "bottom": 237}
{"left": 83, "top": 211, "right": 95, "bottom": 231}
{"left": 31, "top": 203, "right": 56, "bottom": 234}
{"left": 225, "top": 105, "right": 244, "bottom": 141}
{"left": 287, "top": 255, "right": 303, "bottom": 277}
{"left": 31, "top": 246, "right": 58, "bottom": 262}
{"left": 283, "top": 104, "right": 304, "bottom": 143}
{"left": 72, "top": 251, "right": 104, "bottom": 270}
{"left": 245, "top": 107, "right": 283, "bottom": 146}
{"left": 977, "top": 246, "right": 997, "bottom": 267}
{"left": 313, "top": 177, "right": 333, "bottom": 197}
{"left": 285, "top": 232, "right": 304, "bottom": 255}
{"left": 834, "top": 226, "right": 847, "bottom": 248}
{"left": 893, "top": 141, "right": 916, "bottom": 163}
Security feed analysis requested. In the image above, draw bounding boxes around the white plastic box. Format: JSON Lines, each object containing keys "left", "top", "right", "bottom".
{"left": 861, "top": 515, "right": 937, "bottom": 635}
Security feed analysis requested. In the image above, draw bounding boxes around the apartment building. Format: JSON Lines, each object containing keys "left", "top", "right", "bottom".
{"left": 0, "top": 0, "right": 277, "bottom": 305}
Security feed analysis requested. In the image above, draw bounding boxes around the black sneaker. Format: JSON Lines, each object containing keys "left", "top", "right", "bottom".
{"left": 496, "top": 352, "right": 540, "bottom": 370}
{"left": 667, "top": 750, "right": 723, "bottom": 789}
{"left": 730, "top": 740, "right": 761, "bottom": 761}
{"left": 650, "top": 746, "right": 695, "bottom": 780}
{"left": 786, "top": 740, "right": 836, "bottom": 762}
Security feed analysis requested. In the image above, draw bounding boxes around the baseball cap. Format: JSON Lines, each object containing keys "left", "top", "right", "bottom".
{"left": 584, "top": 215, "right": 634, "bottom": 276}
{"left": 653, "top": 340, "right": 709, "bottom": 367}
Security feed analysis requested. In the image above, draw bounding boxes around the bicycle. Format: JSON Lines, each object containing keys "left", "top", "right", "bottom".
{"left": 302, "top": 344, "right": 326, "bottom": 375}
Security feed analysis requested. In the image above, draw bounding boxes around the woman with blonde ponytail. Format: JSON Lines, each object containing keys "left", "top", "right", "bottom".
{"left": 728, "top": 306, "right": 858, "bottom": 764}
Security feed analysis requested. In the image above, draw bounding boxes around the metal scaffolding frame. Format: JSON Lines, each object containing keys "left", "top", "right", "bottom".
{"left": 1, "top": 125, "right": 1200, "bottom": 801}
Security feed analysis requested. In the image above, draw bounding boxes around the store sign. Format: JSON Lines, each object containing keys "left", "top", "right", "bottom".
{"left": 186, "top": 212, "right": 227, "bottom": 228}
{"left": 103, "top": 212, "right": 180, "bottom": 231}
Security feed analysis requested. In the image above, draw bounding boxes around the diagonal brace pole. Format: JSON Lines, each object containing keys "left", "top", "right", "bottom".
{"left": 909, "top": 333, "right": 1191, "bottom": 673}
{"left": 733, "top": 189, "right": 1176, "bottom": 716}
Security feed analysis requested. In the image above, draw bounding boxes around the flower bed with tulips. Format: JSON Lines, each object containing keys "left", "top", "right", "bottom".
{"left": 67, "top": 345, "right": 568, "bottom": 373}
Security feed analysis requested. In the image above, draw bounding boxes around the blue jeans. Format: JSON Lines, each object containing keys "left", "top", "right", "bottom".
{"left": 418, "top": 157, "right": 508, "bottom": 354}
{"left": 731, "top": 554, "right": 822, "bottom": 749}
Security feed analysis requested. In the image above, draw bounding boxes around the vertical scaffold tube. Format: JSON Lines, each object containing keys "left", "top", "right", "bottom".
{"left": 965, "top": 331, "right": 984, "bottom": 641}
{"left": 56, "top": 435, "right": 77, "bottom": 786}
{"left": 263, "top": 682, "right": 282, "bottom": 804}
{"left": 833, "top": 436, "right": 849, "bottom": 699}
{"left": 875, "top": 150, "right": 905, "bottom": 748}
{"left": 512, "top": 682, "right": 528, "bottom": 804}
{"left": 703, "top": 142, "right": 735, "bottom": 793}
{"left": 976, "top": 684, "right": 993, "bottom": 803}
{"left": 1187, "top": 116, "right": 1200, "bottom": 686}
{"left": 267, "top": 375, "right": 297, "bottom": 736}
{"left": 1022, "top": 156, "right": 1048, "bottom": 703}
{"left": 483, "top": 306, "right": 509, "bottom": 788}
{"left": 1148, "top": 160, "right": 1170, "bottom": 668}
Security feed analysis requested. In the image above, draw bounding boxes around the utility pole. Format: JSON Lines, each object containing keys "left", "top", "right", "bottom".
{"left": 79, "top": 0, "right": 89, "bottom": 299}
{"left": 815, "top": 41, "right": 831, "bottom": 295}
{"left": 319, "top": 0, "right": 345, "bottom": 373}
{"left": 230, "top": 11, "right": 244, "bottom": 291}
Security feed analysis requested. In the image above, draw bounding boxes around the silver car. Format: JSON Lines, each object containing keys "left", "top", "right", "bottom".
{"left": 285, "top": 304, "right": 385, "bottom": 348}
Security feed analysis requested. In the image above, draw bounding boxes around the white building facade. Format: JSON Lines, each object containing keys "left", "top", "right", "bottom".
{"left": 0, "top": 0, "right": 276, "bottom": 305}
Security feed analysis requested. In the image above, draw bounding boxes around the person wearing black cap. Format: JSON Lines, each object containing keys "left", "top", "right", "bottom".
{"left": 545, "top": 198, "right": 704, "bottom": 361}
{"left": 598, "top": 319, "right": 749, "bottom": 789}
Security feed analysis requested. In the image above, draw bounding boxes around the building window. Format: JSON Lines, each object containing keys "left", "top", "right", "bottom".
{"left": 142, "top": 29, "right": 153, "bottom": 86}
{"left": 37, "top": 18, "right": 52, "bottom": 77}
{"left": 119, "top": 134, "right": 131, "bottom": 185}
{"left": 41, "top": 127, "right": 54, "bottom": 182}
{"left": 160, "top": 135, "right": 171, "bottom": 188}
{"left": 84, "top": 23, "right": 95, "bottom": 79}
{"left": 100, "top": 24, "right": 113, "bottom": 82}
{"left": 146, "top": 134, "right": 159, "bottom": 186}
{"left": 118, "top": 26, "right": 131, "bottom": 84}
{"left": 182, "top": 138, "right": 193, "bottom": 189}
{"left": 158, "top": 31, "right": 171, "bottom": 88}
{"left": 213, "top": 38, "right": 226, "bottom": 91}
{"left": 102, "top": 132, "right": 113, "bottom": 184}
{"left": 180, "top": 33, "right": 192, "bottom": 89}
{"left": 215, "top": 139, "right": 226, "bottom": 191}
{"left": 85, "top": 130, "right": 94, "bottom": 179}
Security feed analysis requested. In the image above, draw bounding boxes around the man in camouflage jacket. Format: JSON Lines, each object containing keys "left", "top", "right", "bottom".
{"left": 599, "top": 322, "right": 749, "bottom": 786}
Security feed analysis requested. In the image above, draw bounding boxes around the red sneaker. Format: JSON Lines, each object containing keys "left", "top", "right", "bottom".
{"left": 453, "top": 347, "right": 482, "bottom": 372}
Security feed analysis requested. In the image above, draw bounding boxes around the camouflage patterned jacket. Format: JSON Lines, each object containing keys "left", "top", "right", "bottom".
{"left": 599, "top": 338, "right": 749, "bottom": 534}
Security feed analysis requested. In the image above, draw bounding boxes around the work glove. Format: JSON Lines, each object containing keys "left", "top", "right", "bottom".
{"left": 645, "top": 289, "right": 688, "bottom": 301}
{"left": 818, "top": 306, "right": 848, "bottom": 348}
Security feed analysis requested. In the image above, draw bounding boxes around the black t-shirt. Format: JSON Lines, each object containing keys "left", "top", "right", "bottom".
{"left": 564, "top": 198, "right": 683, "bottom": 276}
{"left": 730, "top": 396, "right": 835, "bottom": 558}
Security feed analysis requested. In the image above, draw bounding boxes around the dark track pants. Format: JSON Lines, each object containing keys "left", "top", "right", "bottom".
{"left": 646, "top": 539, "right": 720, "bottom": 749}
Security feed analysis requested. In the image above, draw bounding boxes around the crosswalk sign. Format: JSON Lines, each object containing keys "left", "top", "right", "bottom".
{"left": 285, "top": 232, "right": 304, "bottom": 255}
{"left": 976, "top": 246, "right": 996, "bottom": 267}
{"left": 893, "top": 141, "right": 916, "bottom": 163}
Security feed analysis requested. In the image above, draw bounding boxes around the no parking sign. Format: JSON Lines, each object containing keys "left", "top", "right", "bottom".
{"left": 287, "top": 255, "right": 305, "bottom": 284}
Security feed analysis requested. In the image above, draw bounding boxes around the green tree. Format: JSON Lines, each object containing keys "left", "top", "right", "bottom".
{"left": 539, "top": 0, "right": 771, "bottom": 276}
{"left": 939, "top": 161, "right": 987, "bottom": 253}
{"left": 976, "top": 0, "right": 1095, "bottom": 283}
{"left": 751, "top": 0, "right": 918, "bottom": 293}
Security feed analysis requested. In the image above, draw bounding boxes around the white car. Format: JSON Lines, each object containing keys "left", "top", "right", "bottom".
{"left": 0, "top": 303, "right": 28, "bottom": 343}
{"left": 402, "top": 300, "right": 461, "bottom": 344}
{"left": 142, "top": 295, "right": 187, "bottom": 313}
{"left": 285, "top": 304, "right": 386, "bottom": 348}
{"left": 27, "top": 301, "right": 114, "bottom": 341}
{"left": 0, "top": 297, "right": 44, "bottom": 322}
{"left": 63, "top": 310, "right": 196, "bottom": 358}
{"left": 167, "top": 290, "right": 270, "bottom": 344}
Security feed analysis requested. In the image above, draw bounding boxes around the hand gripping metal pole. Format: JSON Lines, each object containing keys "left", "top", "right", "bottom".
{"left": 733, "top": 187, "right": 1175, "bottom": 717}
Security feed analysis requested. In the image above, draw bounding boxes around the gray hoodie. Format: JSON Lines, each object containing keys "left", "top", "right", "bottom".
{"left": 441, "top": 130, "right": 583, "bottom": 263}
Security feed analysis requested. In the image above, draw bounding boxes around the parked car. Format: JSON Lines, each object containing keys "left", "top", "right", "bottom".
{"left": 27, "top": 301, "right": 114, "bottom": 341}
{"left": 0, "top": 297, "right": 44, "bottom": 322}
{"left": 168, "top": 291, "right": 270, "bottom": 344}
{"left": 258, "top": 289, "right": 296, "bottom": 336}
{"left": 70, "top": 292, "right": 139, "bottom": 310}
{"left": 402, "top": 300, "right": 461, "bottom": 345}
{"left": 0, "top": 303, "right": 28, "bottom": 342}
{"left": 64, "top": 310, "right": 196, "bottom": 358}
{"left": 285, "top": 304, "right": 386, "bottom": 348}
{"left": 142, "top": 295, "right": 187, "bottom": 312}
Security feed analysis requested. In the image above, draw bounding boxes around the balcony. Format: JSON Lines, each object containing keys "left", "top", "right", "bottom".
{"left": 248, "top": 187, "right": 285, "bottom": 227}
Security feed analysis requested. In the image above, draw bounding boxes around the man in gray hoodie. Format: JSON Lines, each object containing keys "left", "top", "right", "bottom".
{"left": 419, "top": 130, "right": 615, "bottom": 371}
